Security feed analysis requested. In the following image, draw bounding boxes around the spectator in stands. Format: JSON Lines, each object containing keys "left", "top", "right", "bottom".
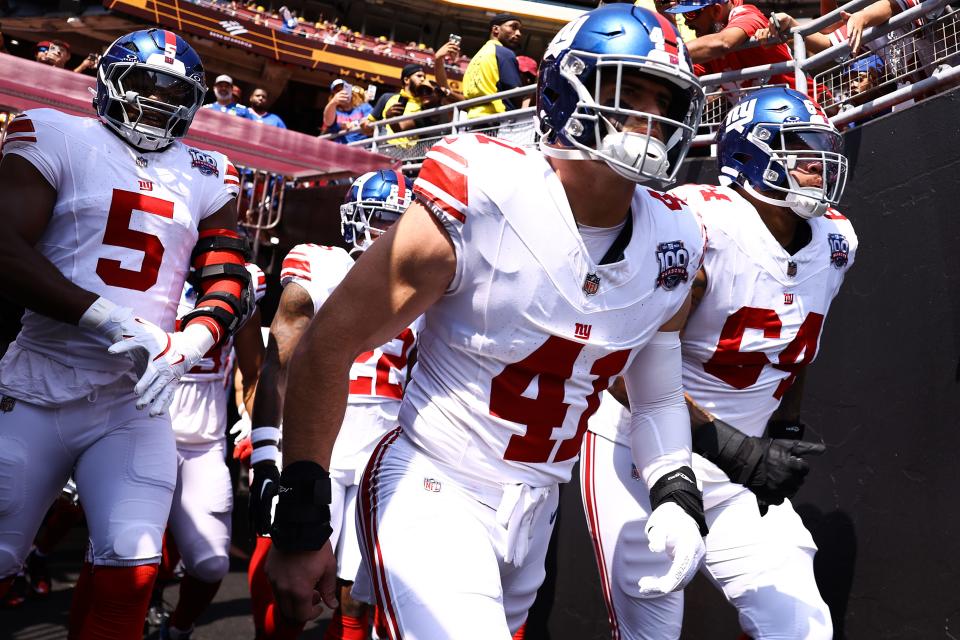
{"left": 247, "top": 87, "right": 287, "bottom": 128}
{"left": 644, "top": 0, "right": 697, "bottom": 42}
{"left": 665, "top": 0, "right": 798, "bottom": 91}
{"left": 204, "top": 74, "right": 251, "bottom": 116}
{"left": 73, "top": 51, "right": 100, "bottom": 75}
{"left": 323, "top": 78, "right": 373, "bottom": 143}
{"left": 361, "top": 63, "right": 428, "bottom": 146}
{"left": 34, "top": 40, "right": 71, "bottom": 69}
{"left": 462, "top": 13, "right": 524, "bottom": 118}
{"left": 433, "top": 39, "right": 466, "bottom": 102}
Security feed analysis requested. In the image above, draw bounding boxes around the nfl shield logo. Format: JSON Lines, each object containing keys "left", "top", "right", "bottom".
{"left": 583, "top": 273, "right": 600, "bottom": 296}
{"left": 0, "top": 396, "right": 15, "bottom": 412}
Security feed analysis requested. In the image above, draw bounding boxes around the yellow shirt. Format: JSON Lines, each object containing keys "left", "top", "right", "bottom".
{"left": 462, "top": 39, "right": 522, "bottom": 119}
{"left": 368, "top": 89, "right": 423, "bottom": 149}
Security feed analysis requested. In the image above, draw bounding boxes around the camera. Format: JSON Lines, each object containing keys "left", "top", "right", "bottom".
{"left": 449, "top": 34, "right": 462, "bottom": 46}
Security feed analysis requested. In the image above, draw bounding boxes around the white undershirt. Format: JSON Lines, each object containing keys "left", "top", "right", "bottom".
{"left": 577, "top": 219, "right": 627, "bottom": 263}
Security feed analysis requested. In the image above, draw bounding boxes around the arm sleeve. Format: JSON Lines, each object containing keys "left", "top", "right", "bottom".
{"left": 1, "top": 111, "right": 63, "bottom": 190}
{"left": 622, "top": 331, "right": 693, "bottom": 490}
{"left": 246, "top": 262, "right": 267, "bottom": 303}
{"left": 280, "top": 244, "right": 354, "bottom": 314}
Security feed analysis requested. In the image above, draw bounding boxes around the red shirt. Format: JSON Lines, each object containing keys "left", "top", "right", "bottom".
{"left": 696, "top": 0, "right": 796, "bottom": 88}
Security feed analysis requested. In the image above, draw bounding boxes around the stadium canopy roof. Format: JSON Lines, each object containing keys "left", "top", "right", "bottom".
{"left": 0, "top": 52, "right": 395, "bottom": 178}
{"left": 438, "top": 0, "right": 587, "bottom": 23}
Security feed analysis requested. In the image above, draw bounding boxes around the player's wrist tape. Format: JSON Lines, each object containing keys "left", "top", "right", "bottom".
{"left": 270, "top": 461, "right": 333, "bottom": 552}
{"left": 649, "top": 466, "right": 708, "bottom": 537}
{"left": 692, "top": 418, "right": 759, "bottom": 485}
{"left": 766, "top": 420, "right": 806, "bottom": 440}
{"left": 251, "top": 426, "right": 281, "bottom": 466}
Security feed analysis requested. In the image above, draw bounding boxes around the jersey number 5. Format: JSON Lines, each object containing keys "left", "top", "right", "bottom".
{"left": 96, "top": 189, "right": 174, "bottom": 292}
{"left": 703, "top": 307, "right": 824, "bottom": 399}
{"left": 490, "top": 336, "right": 629, "bottom": 464}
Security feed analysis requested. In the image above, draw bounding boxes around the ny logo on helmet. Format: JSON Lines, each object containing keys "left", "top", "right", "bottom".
{"left": 656, "top": 241, "right": 690, "bottom": 290}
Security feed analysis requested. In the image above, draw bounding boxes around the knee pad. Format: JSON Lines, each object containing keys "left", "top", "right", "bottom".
{"left": 107, "top": 518, "right": 165, "bottom": 564}
{"left": 188, "top": 554, "right": 229, "bottom": 583}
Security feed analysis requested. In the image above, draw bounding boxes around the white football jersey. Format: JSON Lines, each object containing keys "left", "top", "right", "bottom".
{"left": 178, "top": 262, "right": 267, "bottom": 385}
{"left": 0, "top": 109, "right": 239, "bottom": 395}
{"left": 280, "top": 244, "right": 420, "bottom": 404}
{"left": 671, "top": 183, "right": 857, "bottom": 437}
{"left": 403, "top": 134, "right": 705, "bottom": 487}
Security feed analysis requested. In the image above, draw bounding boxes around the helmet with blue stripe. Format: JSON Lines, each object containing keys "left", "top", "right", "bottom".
{"left": 717, "top": 87, "right": 848, "bottom": 219}
{"left": 537, "top": 3, "right": 705, "bottom": 186}
{"left": 340, "top": 170, "right": 414, "bottom": 254}
{"left": 95, "top": 29, "right": 207, "bottom": 152}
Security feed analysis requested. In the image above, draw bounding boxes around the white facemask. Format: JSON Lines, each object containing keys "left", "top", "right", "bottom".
{"left": 598, "top": 131, "right": 670, "bottom": 182}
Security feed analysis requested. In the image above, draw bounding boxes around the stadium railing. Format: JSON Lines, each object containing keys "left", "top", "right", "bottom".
{"left": 346, "top": 0, "right": 955, "bottom": 168}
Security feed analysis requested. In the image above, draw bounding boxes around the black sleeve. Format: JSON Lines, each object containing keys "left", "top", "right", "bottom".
{"left": 372, "top": 92, "right": 397, "bottom": 120}
{"left": 495, "top": 48, "right": 523, "bottom": 111}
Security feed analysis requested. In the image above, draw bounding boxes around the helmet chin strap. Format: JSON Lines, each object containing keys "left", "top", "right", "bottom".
{"left": 539, "top": 140, "right": 593, "bottom": 161}
{"left": 741, "top": 182, "right": 828, "bottom": 219}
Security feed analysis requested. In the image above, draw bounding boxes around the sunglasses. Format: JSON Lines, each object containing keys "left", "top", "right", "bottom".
{"left": 682, "top": 7, "right": 705, "bottom": 20}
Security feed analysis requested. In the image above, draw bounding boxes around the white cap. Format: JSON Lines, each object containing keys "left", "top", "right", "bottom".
{"left": 214, "top": 74, "right": 233, "bottom": 85}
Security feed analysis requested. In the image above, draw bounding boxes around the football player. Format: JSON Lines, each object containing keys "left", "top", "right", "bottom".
{"left": 266, "top": 4, "right": 712, "bottom": 636}
{"left": 0, "top": 29, "right": 251, "bottom": 638}
{"left": 581, "top": 87, "right": 855, "bottom": 639}
{"left": 158, "top": 263, "right": 266, "bottom": 640}
{"left": 246, "top": 170, "right": 420, "bottom": 640}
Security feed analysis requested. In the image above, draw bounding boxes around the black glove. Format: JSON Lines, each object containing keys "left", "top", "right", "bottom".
{"left": 693, "top": 418, "right": 825, "bottom": 516}
{"left": 249, "top": 461, "right": 280, "bottom": 537}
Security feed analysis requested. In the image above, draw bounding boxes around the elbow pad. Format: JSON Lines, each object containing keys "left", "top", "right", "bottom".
{"left": 182, "top": 230, "right": 252, "bottom": 345}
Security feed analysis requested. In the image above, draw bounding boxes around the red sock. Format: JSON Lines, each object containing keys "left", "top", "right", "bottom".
{"left": 159, "top": 530, "right": 181, "bottom": 582}
{"left": 66, "top": 562, "right": 95, "bottom": 640}
{"left": 70, "top": 564, "right": 158, "bottom": 640}
{"left": 512, "top": 622, "right": 527, "bottom": 640}
{"left": 324, "top": 607, "right": 370, "bottom": 640}
{"left": 168, "top": 574, "right": 222, "bottom": 631}
{"left": 249, "top": 536, "right": 303, "bottom": 640}
{"left": 35, "top": 499, "right": 84, "bottom": 555}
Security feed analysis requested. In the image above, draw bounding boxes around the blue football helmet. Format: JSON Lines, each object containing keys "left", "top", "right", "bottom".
{"left": 717, "top": 87, "right": 848, "bottom": 219}
{"left": 95, "top": 29, "right": 207, "bottom": 152}
{"left": 537, "top": 4, "right": 705, "bottom": 186}
{"left": 340, "top": 170, "right": 414, "bottom": 254}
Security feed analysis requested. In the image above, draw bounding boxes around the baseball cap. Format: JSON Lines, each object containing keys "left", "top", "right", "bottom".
{"left": 400, "top": 63, "right": 424, "bottom": 81}
{"left": 489, "top": 13, "right": 521, "bottom": 28}
{"left": 36, "top": 40, "right": 70, "bottom": 54}
{"left": 330, "top": 78, "right": 346, "bottom": 91}
{"left": 665, "top": 0, "right": 727, "bottom": 14}
{"left": 214, "top": 74, "right": 233, "bottom": 85}
{"left": 850, "top": 54, "right": 884, "bottom": 74}
{"left": 517, "top": 56, "right": 538, "bottom": 76}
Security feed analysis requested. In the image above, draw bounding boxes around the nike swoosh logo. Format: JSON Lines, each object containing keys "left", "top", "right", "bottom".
{"left": 260, "top": 479, "right": 273, "bottom": 501}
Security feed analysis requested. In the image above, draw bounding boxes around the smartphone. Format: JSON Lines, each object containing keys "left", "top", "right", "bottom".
{"left": 342, "top": 82, "right": 353, "bottom": 94}
{"left": 449, "top": 34, "right": 462, "bottom": 46}
{"left": 396, "top": 94, "right": 410, "bottom": 110}
{"left": 366, "top": 84, "right": 377, "bottom": 102}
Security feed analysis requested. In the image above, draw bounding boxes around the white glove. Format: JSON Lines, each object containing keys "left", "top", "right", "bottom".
{"left": 637, "top": 502, "right": 706, "bottom": 598}
{"left": 230, "top": 406, "right": 252, "bottom": 446}
{"left": 80, "top": 297, "right": 217, "bottom": 416}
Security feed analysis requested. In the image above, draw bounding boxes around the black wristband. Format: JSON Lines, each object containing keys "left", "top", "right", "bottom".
{"left": 270, "top": 461, "right": 333, "bottom": 552}
{"left": 649, "top": 466, "right": 708, "bottom": 536}
{"left": 693, "top": 418, "right": 759, "bottom": 485}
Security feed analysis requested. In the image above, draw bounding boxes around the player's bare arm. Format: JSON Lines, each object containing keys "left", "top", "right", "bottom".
{"left": 686, "top": 26, "right": 750, "bottom": 63}
{"left": 251, "top": 283, "right": 314, "bottom": 429}
{"left": 281, "top": 200, "right": 455, "bottom": 469}
{"left": 266, "top": 201, "right": 455, "bottom": 623}
{"left": 0, "top": 154, "right": 97, "bottom": 323}
{"left": 768, "top": 367, "right": 806, "bottom": 425}
{"left": 235, "top": 307, "right": 265, "bottom": 416}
